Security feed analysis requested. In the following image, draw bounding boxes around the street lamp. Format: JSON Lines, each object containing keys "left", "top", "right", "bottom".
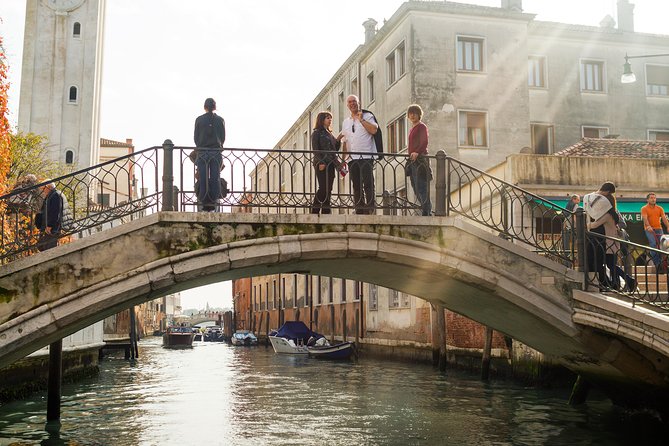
{"left": 621, "top": 52, "right": 669, "bottom": 84}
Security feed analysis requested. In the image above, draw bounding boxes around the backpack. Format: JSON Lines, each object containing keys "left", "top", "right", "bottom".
{"left": 362, "top": 109, "right": 384, "bottom": 160}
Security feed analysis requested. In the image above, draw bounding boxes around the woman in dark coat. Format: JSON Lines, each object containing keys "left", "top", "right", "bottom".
{"left": 311, "top": 111, "right": 343, "bottom": 214}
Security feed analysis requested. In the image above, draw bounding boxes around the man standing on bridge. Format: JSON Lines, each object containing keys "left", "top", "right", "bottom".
{"left": 194, "top": 97, "right": 226, "bottom": 211}
{"left": 341, "top": 95, "right": 378, "bottom": 215}
{"left": 641, "top": 192, "right": 669, "bottom": 273}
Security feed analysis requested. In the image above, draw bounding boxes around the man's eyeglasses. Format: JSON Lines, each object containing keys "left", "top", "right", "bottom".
{"left": 352, "top": 123, "right": 355, "bottom": 133}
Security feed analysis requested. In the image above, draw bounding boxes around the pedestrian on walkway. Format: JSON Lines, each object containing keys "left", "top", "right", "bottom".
{"left": 341, "top": 95, "right": 378, "bottom": 215}
{"left": 405, "top": 104, "right": 432, "bottom": 216}
{"left": 641, "top": 192, "right": 669, "bottom": 273}
{"left": 193, "top": 97, "right": 226, "bottom": 212}
{"left": 311, "top": 111, "right": 343, "bottom": 214}
{"left": 584, "top": 182, "right": 619, "bottom": 289}
{"left": 35, "top": 181, "right": 72, "bottom": 251}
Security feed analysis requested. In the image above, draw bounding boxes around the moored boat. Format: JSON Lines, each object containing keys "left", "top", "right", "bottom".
{"left": 231, "top": 330, "right": 258, "bottom": 346}
{"left": 162, "top": 326, "right": 195, "bottom": 348}
{"left": 268, "top": 321, "right": 325, "bottom": 355}
{"left": 308, "top": 341, "right": 355, "bottom": 360}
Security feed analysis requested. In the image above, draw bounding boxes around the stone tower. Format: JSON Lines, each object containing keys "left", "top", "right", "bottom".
{"left": 18, "top": 0, "right": 106, "bottom": 169}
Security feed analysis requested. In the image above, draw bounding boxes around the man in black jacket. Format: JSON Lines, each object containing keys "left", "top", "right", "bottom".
{"left": 35, "top": 181, "right": 71, "bottom": 251}
{"left": 194, "top": 97, "right": 226, "bottom": 211}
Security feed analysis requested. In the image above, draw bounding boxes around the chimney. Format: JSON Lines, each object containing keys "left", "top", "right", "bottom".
{"left": 363, "top": 18, "right": 377, "bottom": 44}
{"left": 617, "top": 0, "right": 634, "bottom": 32}
{"left": 501, "top": 0, "right": 522, "bottom": 12}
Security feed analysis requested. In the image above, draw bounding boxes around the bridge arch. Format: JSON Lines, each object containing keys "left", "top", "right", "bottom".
{"left": 1, "top": 212, "right": 668, "bottom": 409}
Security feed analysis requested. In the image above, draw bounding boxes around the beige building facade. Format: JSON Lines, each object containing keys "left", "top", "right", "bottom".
{"left": 18, "top": 0, "right": 106, "bottom": 169}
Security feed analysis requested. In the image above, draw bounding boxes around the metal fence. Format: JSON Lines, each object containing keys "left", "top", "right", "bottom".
{"left": 2, "top": 141, "right": 665, "bottom": 309}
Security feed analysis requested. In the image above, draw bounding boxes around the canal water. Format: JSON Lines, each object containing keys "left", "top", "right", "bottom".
{"left": 0, "top": 337, "right": 666, "bottom": 445}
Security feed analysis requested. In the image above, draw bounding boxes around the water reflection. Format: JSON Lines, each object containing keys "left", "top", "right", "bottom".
{"left": 0, "top": 337, "right": 666, "bottom": 445}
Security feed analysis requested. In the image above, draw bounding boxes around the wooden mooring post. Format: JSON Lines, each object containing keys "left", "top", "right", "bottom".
{"left": 481, "top": 326, "right": 494, "bottom": 380}
{"left": 129, "top": 306, "right": 139, "bottom": 360}
{"left": 46, "top": 339, "right": 63, "bottom": 426}
{"left": 431, "top": 304, "right": 447, "bottom": 371}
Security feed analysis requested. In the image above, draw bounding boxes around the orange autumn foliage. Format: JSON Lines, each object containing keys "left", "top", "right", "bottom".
{"left": 0, "top": 36, "right": 10, "bottom": 195}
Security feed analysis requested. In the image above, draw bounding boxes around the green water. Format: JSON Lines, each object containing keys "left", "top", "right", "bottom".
{"left": 0, "top": 337, "right": 666, "bottom": 445}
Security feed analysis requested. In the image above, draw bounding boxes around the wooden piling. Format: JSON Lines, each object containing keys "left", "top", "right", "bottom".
{"left": 129, "top": 306, "right": 138, "bottom": 359}
{"left": 46, "top": 339, "right": 63, "bottom": 424}
{"left": 355, "top": 309, "right": 360, "bottom": 346}
{"left": 568, "top": 375, "right": 591, "bottom": 405}
{"left": 481, "top": 326, "right": 494, "bottom": 380}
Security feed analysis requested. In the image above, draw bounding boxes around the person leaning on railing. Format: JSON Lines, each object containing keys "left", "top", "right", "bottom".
{"left": 584, "top": 182, "right": 619, "bottom": 290}
{"left": 641, "top": 192, "right": 669, "bottom": 274}
{"left": 405, "top": 104, "right": 432, "bottom": 216}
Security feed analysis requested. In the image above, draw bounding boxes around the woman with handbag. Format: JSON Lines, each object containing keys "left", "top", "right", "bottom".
{"left": 311, "top": 111, "right": 343, "bottom": 214}
{"left": 406, "top": 104, "right": 432, "bottom": 216}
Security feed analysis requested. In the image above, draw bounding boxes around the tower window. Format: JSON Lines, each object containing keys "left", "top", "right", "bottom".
{"left": 73, "top": 22, "right": 81, "bottom": 38}
{"left": 65, "top": 150, "right": 75, "bottom": 164}
{"left": 69, "top": 86, "right": 78, "bottom": 103}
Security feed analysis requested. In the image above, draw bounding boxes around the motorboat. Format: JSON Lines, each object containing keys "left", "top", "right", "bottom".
{"left": 203, "top": 326, "right": 225, "bottom": 342}
{"left": 308, "top": 341, "right": 356, "bottom": 360}
{"left": 231, "top": 330, "right": 258, "bottom": 346}
{"left": 268, "top": 321, "right": 325, "bottom": 355}
{"left": 162, "top": 325, "right": 195, "bottom": 348}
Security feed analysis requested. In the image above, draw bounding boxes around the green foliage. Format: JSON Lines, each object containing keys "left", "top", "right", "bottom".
{"left": 7, "top": 131, "right": 69, "bottom": 187}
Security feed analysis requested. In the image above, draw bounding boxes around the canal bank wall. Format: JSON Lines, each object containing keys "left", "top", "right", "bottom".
{"left": 0, "top": 344, "right": 102, "bottom": 403}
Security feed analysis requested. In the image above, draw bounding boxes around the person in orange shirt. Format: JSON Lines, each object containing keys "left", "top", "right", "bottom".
{"left": 641, "top": 192, "right": 669, "bottom": 271}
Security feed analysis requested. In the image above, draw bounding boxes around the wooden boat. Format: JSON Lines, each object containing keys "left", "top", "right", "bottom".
{"left": 268, "top": 321, "right": 324, "bottom": 355}
{"left": 308, "top": 341, "right": 355, "bottom": 360}
{"left": 162, "top": 326, "right": 195, "bottom": 348}
{"left": 231, "top": 330, "right": 258, "bottom": 346}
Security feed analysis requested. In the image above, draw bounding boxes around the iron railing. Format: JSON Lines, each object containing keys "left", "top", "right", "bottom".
{"left": 2, "top": 142, "right": 665, "bottom": 309}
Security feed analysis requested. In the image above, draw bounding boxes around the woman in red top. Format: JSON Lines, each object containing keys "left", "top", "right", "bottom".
{"left": 406, "top": 104, "right": 432, "bottom": 216}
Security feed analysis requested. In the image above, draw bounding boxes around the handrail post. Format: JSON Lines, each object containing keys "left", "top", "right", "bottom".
{"left": 382, "top": 190, "right": 391, "bottom": 216}
{"left": 575, "top": 208, "right": 587, "bottom": 288}
{"left": 435, "top": 150, "right": 447, "bottom": 216}
{"left": 162, "top": 139, "right": 174, "bottom": 211}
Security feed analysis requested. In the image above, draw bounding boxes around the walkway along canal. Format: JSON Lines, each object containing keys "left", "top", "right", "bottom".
{"left": 0, "top": 337, "right": 666, "bottom": 445}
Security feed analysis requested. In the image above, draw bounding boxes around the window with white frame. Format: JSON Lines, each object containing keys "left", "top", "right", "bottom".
{"left": 367, "top": 72, "right": 375, "bottom": 103}
{"left": 389, "top": 289, "right": 410, "bottom": 309}
{"left": 531, "top": 123, "right": 554, "bottom": 154}
{"left": 582, "top": 126, "right": 609, "bottom": 138}
{"left": 580, "top": 59, "right": 605, "bottom": 92}
{"left": 387, "top": 114, "right": 407, "bottom": 153}
{"left": 351, "top": 78, "right": 358, "bottom": 96}
{"left": 649, "top": 130, "right": 669, "bottom": 141}
{"left": 458, "top": 110, "right": 488, "bottom": 147}
{"left": 457, "top": 36, "right": 484, "bottom": 72}
{"left": 386, "top": 41, "right": 406, "bottom": 86}
{"left": 368, "top": 284, "right": 378, "bottom": 310}
{"left": 528, "top": 56, "right": 546, "bottom": 88}
{"left": 646, "top": 65, "right": 669, "bottom": 96}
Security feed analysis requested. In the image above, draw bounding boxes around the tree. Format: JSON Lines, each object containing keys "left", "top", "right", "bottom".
{"left": 7, "top": 131, "right": 63, "bottom": 187}
{"left": 0, "top": 36, "right": 10, "bottom": 195}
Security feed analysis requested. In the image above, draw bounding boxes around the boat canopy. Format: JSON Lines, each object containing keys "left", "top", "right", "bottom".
{"left": 273, "top": 321, "right": 324, "bottom": 342}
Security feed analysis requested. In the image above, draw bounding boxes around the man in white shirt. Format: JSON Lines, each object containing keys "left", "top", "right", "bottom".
{"left": 341, "top": 95, "right": 378, "bottom": 214}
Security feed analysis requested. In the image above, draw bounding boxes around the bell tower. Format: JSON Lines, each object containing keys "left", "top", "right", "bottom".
{"left": 18, "top": 0, "right": 106, "bottom": 169}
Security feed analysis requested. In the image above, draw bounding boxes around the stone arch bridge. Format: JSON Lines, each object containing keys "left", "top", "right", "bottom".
{"left": 1, "top": 212, "right": 668, "bottom": 413}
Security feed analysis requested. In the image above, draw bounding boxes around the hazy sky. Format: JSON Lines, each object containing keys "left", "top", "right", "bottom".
{"left": 1, "top": 0, "right": 667, "bottom": 309}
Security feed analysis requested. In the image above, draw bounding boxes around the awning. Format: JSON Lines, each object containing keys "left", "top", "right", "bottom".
{"left": 533, "top": 198, "right": 667, "bottom": 221}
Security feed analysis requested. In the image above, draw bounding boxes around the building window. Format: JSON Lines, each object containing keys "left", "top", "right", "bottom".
{"left": 355, "top": 281, "right": 363, "bottom": 301}
{"left": 386, "top": 40, "right": 406, "bottom": 86}
{"left": 389, "top": 289, "right": 399, "bottom": 308}
{"left": 646, "top": 65, "right": 669, "bottom": 96}
{"left": 528, "top": 56, "right": 546, "bottom": 88}
{"left": 457, "top": 36, "right": 484, "bottom": 72}
{"left": 338, "top": 92, "right": 345, "bottom": 128}
{"left": 367, "top": 72, "right": 375, "bottom": 103}
{"left": 368, "top": 284, "right": 377, "bottom": 311}
{"left": 64, "top": 149, "right": 75, "bottom": 164}
{"left": 351, "top": 78, "right": 358, "bottom": 96}
{"left": 341, "top": 279, "right": 346, "bottom": 302}
{"left": 458, "top": 110, "right": 488, "bottom": 147}
{"left": 328, "top": 277, "right": 333, "bottom": 303}
{"left": 69, "top": 86, "right": 78, "bottom": 103}
{"left": 387, "top": 114, "right": 407, "bottom": 153}
{"left": 73, "top": 22, "right": 81, "bottom": 38}
{"left": 580, "top": 60, "right": 605, "bottom": 92}
{"left": 582, "top": 126, "right": 609, "bottom": 138}
{"left": 649, "top": 130, "right": 669, "bottom": 141}
{"left": 97, "top": 193, "right": 110, "bottom": 207}
{"left": 531, "top": 123, "right": 554, "bottom": 154}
